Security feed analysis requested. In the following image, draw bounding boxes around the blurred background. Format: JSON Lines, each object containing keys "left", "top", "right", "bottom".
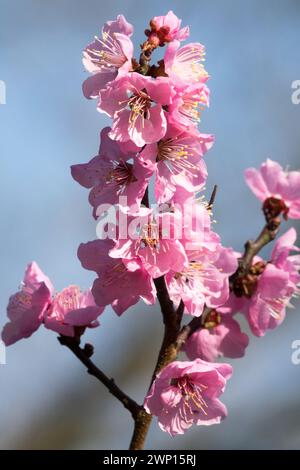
{"left": 1, "top": 0, "right": 300, "bottom": 450}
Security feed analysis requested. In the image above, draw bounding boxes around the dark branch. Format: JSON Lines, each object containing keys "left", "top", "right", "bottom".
{"left": 153, "top": 276, "right": 176, "bottom": 325}
{"left": 129, "top": 276, "right": 181, "bottom": 450}
{"left": 58, "top": 336, "right": 141, "bottom": 419}
{"left": 175, "top": 306, "right": 211, "bottom": 352}
{"left": 230, "top": 216, "right": 281, "bottom": 283}
{"left": 141, "top": 186, "right": 149, "bottom": 208}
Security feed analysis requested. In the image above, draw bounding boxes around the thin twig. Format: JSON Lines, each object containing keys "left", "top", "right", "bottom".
{"left": 58, "top": 336, "right": 141, "bottom": 419}
{"left": 230, "top": 216, "right": 281, "bottom": 283}
{"left": 207, "top": 184, "right": 218, "bottom": 210}
{"left": 141, "top": 186, "right": 149, "bottom": 208}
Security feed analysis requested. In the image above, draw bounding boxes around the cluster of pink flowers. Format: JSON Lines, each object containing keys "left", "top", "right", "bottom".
{"left": 2, "top": 262, "right": 103, "bottom": 345}
{"left": 2, "top": 11, "right": 300, "bottom": 440}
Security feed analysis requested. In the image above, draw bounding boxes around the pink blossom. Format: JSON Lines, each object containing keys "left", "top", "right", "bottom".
{"left": 167, "top": 244, "right": 238, "bottom": 317}
{"left": 44, "top": 286, "right": 103, "bottom": 336}
{"left": 2, "top": 262, "right": 53, "bottom": 346}
{"left": 164, "top": 40, "right": 208, "bottom": 87}
{"left": 168, "top": 184, "right": 195, "bottom": 206}
{"left": 180, "top": 202, "right": 222, "bottom": 254}
{"left": 184, "top": 310, "right": 249, "bottom": 362}
{"left": 147, "top": 11, "right": 189, "bottom": 46}
{"left": 71, "top": 128, "right": 152, "bottom": 217}
{"left": 144, "top": 359, "right": 232, "bottom": 435}
{"left": 98, "top": 73, "right": 172, "bottom": 147}
{"left": 103, "top": 14, "right": 134, "bottom": 37}
{"left": 78, "top": 239, "right": 156, "bottom": 315}
{"left": 1, "top": 262, "right": 104, "bottom": 345}
{"left": 246, "top": 229, "right": 300, "bottom": 336}
{"left": 246, "top": 263, "right": 290, "bottom": 336}
{"left": 82, "top": 15, "right": 134, "bottom": 99}
{"left": 245, "top": 159, "right": 300, "bottom": 219}
{"left": 109, "top": 207, "right": 188, "bottom": 278}
{"left": 168, "top": 82, "right": 210, "bottom": 130}
{"left": 139, "top": 121, "right": 213, "bottom": 203}
{"left": 231, "top": 229, "right": 300, "bottom": 336}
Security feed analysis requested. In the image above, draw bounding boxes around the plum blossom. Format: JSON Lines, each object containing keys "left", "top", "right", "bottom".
{"left": 99, "top": 73, "right": 172, "bottom": 147}
{"left": 1, "top": 262, "right": 103, "bottom": 345}
{"left": 164, "top": 40, "right": 208, "bottom": 87}
{"left": 184, "top": 309, "right": 249, "bottom": 362}
{"left": 71, "top": 128, "right": 152, "bottom": 216}
{"left": 168, "top": 82, "right": 210, "bottom": 130}
{"left": 44, "top": 286, "right": 102, "bottom": 336}
{"left": 245, "top": 264, "right": 290, "bottom": 336}
{"left": 245, "top": 159, "right": 300, "bottom": 219}
{"left": 167, "top": 243, "right": 238, "bottom": 317}
{"left": 77, "top": 239, "right": 156, "bottom": 315}
{"left": 144, "top": 359, "right": 232, "bottom": 435}
{"left": 82, "top": 15, "right": 134, "bottom": 99}
{"left": 139, "top": 121, "right": 213, "bottom": 203}
{"left": 109, "top": 207, "right": 188, "bottom": 278}
{"left": 231, "top": 229, "right": 300, "bottom": 336}
{"left": 246, "top": 229, "right": 300, "bottom": 336}
{"left": 2, "top": 262, "right": 53, "bottom": 346}
{"left": 146, "top": 11, "right": 189, "bottom": 46}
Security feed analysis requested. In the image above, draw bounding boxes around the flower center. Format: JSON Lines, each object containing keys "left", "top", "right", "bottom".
{"left": 126, "top": 89, "right": 152, "bottom": 128}
{"left": 173, "top": 46, "right": 208, "bottom": 83}
{"left": 51, "top": 287, "right": 81, "bottom": 320}
{"left": 179, "top": 90, "right": 207, "bottom": 124}
{"left": 105, "top": 161, "right": 137, "bottom": 194}
{"left": 86, "top": 32, "right": 127, "bottom": 72}
{"left": 177, "top": 260, "right": 218, "bottom": 287}
{"left": 157, "top": 137, "right": 197, "bottom": 176}
{"left": 139, "top": 222, "right": 160, "bottom": 251}
{"left": 173, "top": 375, "right": 208, "bottom": 415}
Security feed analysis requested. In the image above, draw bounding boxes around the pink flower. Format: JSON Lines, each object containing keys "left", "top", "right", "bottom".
{"left": 144, "top": 359, "right": 232, "bottom": 435}
{"left": 184, "top": 309, "right": 249, "bottom": 362}
{"left": 247, "top": 229, "right": 300, "bottom": 336}
{"left": 168, "top": 82, "right": 210, "bottom": 130}
{"left": 109, "top": 207, "right": 188, "bottom": 278}
{"left": 246, "top": 263, "right": 290, "bottom": 336}
{"left": 167, "top": 244, "right": 238, "bottom": 317}
{"left": 1, "top": 262, "right": 104, "bottom": 345}
{"left": 102, "top": 14, "right": 134, "bottom": 37}
{"left": 139, "top": 121, "right": 213, "bottom": 203}
{"left": 164, "top": 40, "right": 208, "bottom": 87}
{"left": 231, "top": 229, "right": 300, "bottom": 337}
{"left": 98, "top": 73, "right": 172, "bottom": 147}
{"left": 71, "top": 128, "right": 152, "bottom": 217}
{"left": 147, "top": 11, "right": 189, "bottom": 46}
{"left": 2, "top": 262, "right": 53, "bottom": 346}
{"left": 44, "top": 286, "right": 103, "bottom": 336}
{"left": 245, "top": 159, "right": 300, "bottom": 219}
{"left": 78, "top": 239, "right": 156, "bottom": 315}
{"left": 82, "top": 15, "right": 134, "bottom": 99}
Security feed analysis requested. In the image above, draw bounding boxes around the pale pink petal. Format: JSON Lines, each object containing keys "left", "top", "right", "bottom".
{"left": 244, "top": 168, "right": 269, "bottom": 201}
{"left": 82, "top": 72, "right": 116, "bottom": 99}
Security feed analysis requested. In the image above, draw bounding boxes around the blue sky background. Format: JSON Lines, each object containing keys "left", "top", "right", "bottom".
{"left": 0, "top": 0, "right": 300, "bottom": 449}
